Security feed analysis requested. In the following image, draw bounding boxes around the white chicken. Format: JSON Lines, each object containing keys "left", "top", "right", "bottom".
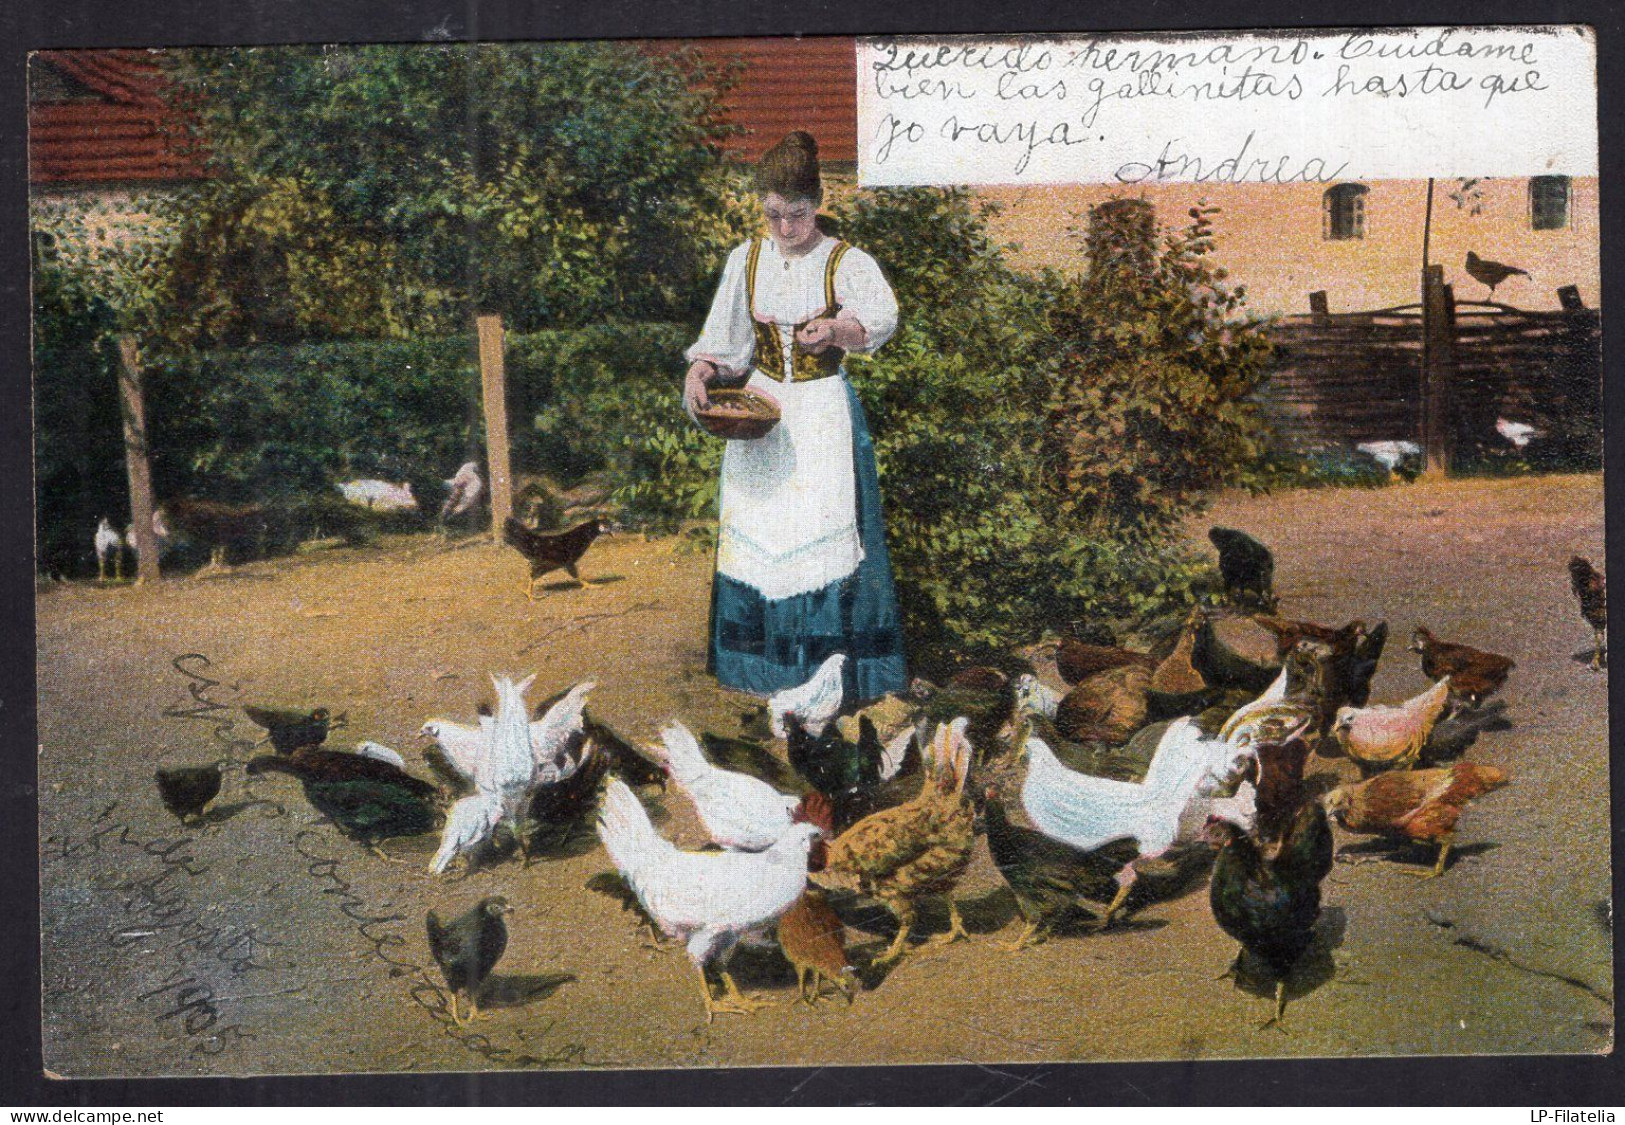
{"left": 337, "top": 479, "right": 418, "bottom": 512}
{"left": 439, "top": 461, "right": 484, "bottom": 524}
{"left": 769, "top": 653, "right": 847, "bottom": 739}
{"left": 1021, "top": 717, "right": 1255, "bottom": 926}
{"left": 94, "top": 517, "right": 125, "bottom": 581}
{"left": 428, "top": 674, "right": 537, "bottom": 874}
{"left": 125, "top": 507, "right": 171, "bottom": 564}
{"left": 1496, "top": 418, "right": 1541, "bottom": 450}
{"left": 1355, "top": 440, "right": 1422, "bottom": 474}
{"left": 419, "top": 679, "right": 595, "bottom": 787}
{"left": 597, "top": 777, "right": 821, "bottom": 1023}
{"left": 658, "top": 721, "right": 801, "bottom": 851}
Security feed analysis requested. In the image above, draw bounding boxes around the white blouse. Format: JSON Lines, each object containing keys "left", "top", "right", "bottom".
{"left": 686, "top": 236, "right": 899, "bottom": 375}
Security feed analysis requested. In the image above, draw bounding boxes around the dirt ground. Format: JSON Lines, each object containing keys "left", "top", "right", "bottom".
{"left": 35, "top": 473, "right": 1612, "bottom": 1078}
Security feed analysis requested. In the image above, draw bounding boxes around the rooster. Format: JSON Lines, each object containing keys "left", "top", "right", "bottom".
{"left": 658, "top": 721, "right": 801, "bottom": 851}
{"left": 812, "top": 719, "right": 977, "bottom": 965}
{"left": 1323, "top": 762, "right": 1510, "bottom": 878}
{"left": 1465, "top": 250, "right": 1528, "bottom": 298}
{"left": 769, "top": 653, "right": 847, "bottom": 739}
{"left": 597, "top": 778, "right": 822, "bottom": 1023}
{"left": 1569, "top": 555, "right": 1607, "bottom": 671}
{"left": 1206, "top": 799, "right": 1334, "bottom": 1030}
{"left": 1332, "top": 677, "right": 1453, "bottom": 775}
{"left": 503, "top": 517, "right": 609, "bottom": 599}
{"left": 94, "top": 518, "right": 125, "bottom": 582}
{"left": 429, "top": 674, "right": 538, "bottom": 874}
{"left": 1020, "top": 717, "right": 1256, "bottom": 928}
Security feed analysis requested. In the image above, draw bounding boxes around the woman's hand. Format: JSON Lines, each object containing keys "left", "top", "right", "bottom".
{"left": 684, "top": 360, "right": 718, "bottom": 414}
{"left": 797, "top": 316, "right": 868, "bottom": 354}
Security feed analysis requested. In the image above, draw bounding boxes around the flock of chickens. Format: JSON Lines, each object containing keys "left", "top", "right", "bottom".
{"left": 149, "top": 526, "right": 1607, "bottom": 1033}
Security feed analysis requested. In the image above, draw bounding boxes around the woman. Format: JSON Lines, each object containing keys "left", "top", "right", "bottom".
{"left": 684, "top": 131, "right": 907, "bottom": 704}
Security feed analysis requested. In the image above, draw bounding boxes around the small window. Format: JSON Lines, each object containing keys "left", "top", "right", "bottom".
{"left": 1323, "top": 184, "right": 1368, "bottom": 240}
{"left": 1530, "top": 175, "right": 1571, "bottom": 230}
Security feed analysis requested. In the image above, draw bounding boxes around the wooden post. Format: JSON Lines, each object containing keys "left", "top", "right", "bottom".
{"left": 1419, "top": 265, "right": 1458, "bottom": 478}
{"left": 1309, "top": 291, "right": 1329, "bottom": 322}
{"left": 1558, "top": 284, "right": 1585, "bottom": 312}
{"left": 117, "top": 337, "right": 160, "bottom": 583}
{"left": 475, "top": 313, "right": 513, "bottom": 531}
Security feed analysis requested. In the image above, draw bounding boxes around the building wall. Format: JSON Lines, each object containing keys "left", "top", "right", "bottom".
{"left": 974, "top": 177, "right": 1600, "bottom": 317}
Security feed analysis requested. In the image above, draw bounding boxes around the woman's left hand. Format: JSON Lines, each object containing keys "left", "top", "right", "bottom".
{"left": 795, "top": 318, "right": 839, "bottom": 354}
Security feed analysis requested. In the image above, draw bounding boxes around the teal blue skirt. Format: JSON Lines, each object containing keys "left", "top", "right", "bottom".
{"left": 708, "top": 380, "right": 908, "bottom": 704}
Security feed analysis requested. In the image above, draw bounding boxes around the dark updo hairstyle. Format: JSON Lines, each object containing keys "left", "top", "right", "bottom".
{"left": 755, "top": 130, "right": 822, "bottom": 203}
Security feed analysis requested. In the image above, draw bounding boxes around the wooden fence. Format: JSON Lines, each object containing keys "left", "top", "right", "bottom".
{"left": 1257, "top": 278, "right": 1601, "bottom": 470}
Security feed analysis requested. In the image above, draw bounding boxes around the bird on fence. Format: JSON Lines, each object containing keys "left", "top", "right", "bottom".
{"left": 94, "top": 518, "right": 125, "bottom": 582}
{"left": 1464, "top": 251, "right": 1529, "bottom": 298}
{"left": 439, "top": 461, "right": 484, "bottom": 530}
{"left": 1495, "top": 418, "right": 1542, "bottom": 450}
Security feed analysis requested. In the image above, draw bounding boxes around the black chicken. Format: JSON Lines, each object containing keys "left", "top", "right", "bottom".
{"left": 154, "top": 765, "right": 223, "bottom": 826}
{"left": 786, "top": 714, "right": 920, "bottom": 833}
{"left": 166, "top": 497, "right": 269, "bottom": 571}
{"left": 1465, "top": 250, "right": 1528, "bottom": 298}
{"left": 426, "top": 896, "right": 512, "bottom": 1025}
{"left": 700, "top": 730, "right": 807, "bottom": 795}
{"left": 246, "top": 747, "right": 440, "bottom": 856}
{"left": 983, "top": 786, "right": 1139, "bottom": 948}
{"left": 1569, "top": 555, "right": 1607, "bottom": 671}
{"left": 243, "top": 705, "right": 345, "bottom": 755}
{"left": 1209, "top": 526, "right": 1276, "bottom": 610}
{"left": 502, "top": 516, "right": 610, "bottom": 599}
{"left": 1206, "top": 800, "right": 1335, "bottom": 1030}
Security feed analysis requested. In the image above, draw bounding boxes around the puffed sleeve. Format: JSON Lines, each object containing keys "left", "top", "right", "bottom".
{"left": 835, "top": 247, "right": 899, "bottom": 354}
{"left": 685, "top": 243, "right": 756, "bottom": 374}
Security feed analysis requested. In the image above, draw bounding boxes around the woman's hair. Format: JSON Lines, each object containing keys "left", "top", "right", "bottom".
{"left": 755, "top": 130, "right": 822, "bottom": 202}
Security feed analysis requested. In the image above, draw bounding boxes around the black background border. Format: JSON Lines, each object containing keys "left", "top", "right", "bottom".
{"left": 2, "top": 0, "right": 1622, "bottom": 1106}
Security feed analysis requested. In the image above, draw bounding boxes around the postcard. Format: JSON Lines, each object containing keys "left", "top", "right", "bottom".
{"left": 30, "top": 25, "right": 1608, "bottom": 1076}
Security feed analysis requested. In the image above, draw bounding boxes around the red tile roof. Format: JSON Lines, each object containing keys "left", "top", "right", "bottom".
{"left": 29, "top": 50, "right": 203, "bottom": 186}
{"left": 662, "top": 37, "right": 858, "bottom": 164}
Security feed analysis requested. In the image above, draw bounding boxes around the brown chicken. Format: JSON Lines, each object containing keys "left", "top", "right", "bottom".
{"left": 1569, "top": 555, "right": 1607, "bottom": 671}
{"left": 1055, "top": 664, "right": 1152, "bottom": 746}
{"left": 1249, "top": 721, "right": 1315, "bottom": 847}
{"left": 1056, "top": 638, "right": 1157, "bottom": 686}
{"left": 502, "top": 516, "right": 610, "bottom": 599}
{"left": 1323, "top": 762, "right": 1510, "bottom": 878}
{"left": 167, "top": 497, "right": 269, "bottom": 571}
{"left": 1147, "top": 608, "right": 1211, "bottom": 715}
{"left": 811, "top": 719, "right": 976, "bottom": 966}
{"left": 777, "top": 889, "right": 857, "bottom": 1005}
{"left": 1410, "top": 627, "right": 1515, "bottom": 706}
{"left": 1255, "top": 616, "right": 1364, "bottom": 661}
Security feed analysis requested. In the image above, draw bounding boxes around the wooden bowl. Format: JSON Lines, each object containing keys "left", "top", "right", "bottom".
{"left": 694, "top": 387, "right": 781, "bottom": 440}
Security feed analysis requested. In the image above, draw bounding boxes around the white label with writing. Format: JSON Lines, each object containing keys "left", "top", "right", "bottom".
{"left": 856, "top": 27, "right": 1598, "bottom": 185}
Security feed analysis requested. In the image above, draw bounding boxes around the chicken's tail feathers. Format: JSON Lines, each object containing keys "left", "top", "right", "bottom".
{"left": 657, "top": 721, "right": 708, "bottom": 785}
{"left": 1446, "top": 762, "right": 1511, "bottom": 802}
{"left": 596, "top": 777, "right": 668, "bottom": 877}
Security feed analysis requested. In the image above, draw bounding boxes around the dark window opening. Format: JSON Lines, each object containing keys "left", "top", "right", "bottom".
{"left": 1323, "top": 183, "right": 1368, "bottom": 241}
{"left": 1530, "top": 175, "right": 1571, "bottom": 230}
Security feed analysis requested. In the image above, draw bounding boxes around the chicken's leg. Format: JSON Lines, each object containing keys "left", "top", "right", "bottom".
{"left": 97, "top": 556, "right": 107, "bottom": 583}
{"left": 699, "top": 967, "right": 771, "bottom": 1021}
{"left": 1215, "top": 947, "right": 1244, "bottom": 981}
{"left": 448, "top": 991, "right": 463, "bottom": 1026}
{"left": 1258, "top": 980, "right": 1289, "bottom": 1033}
{"left": 1592, "top": 629, "right": 1607, "bottom": 672}
{"left": 565, "top": 564, "right": 598, "bottom": 588}
{"left": 999, "top": 919, "right": 1043, "bottom": 952}
{"left": 1097, "top": 864, "right": 1138, "bottom": 929}
{"left": 873, "top": 903, "right": 914, "bottom": 967}
{"left": 925, "top": 899, "right": 969, "bottom": 947}
{"left": 114, "top": 551, "right": 123, "bottom": 581}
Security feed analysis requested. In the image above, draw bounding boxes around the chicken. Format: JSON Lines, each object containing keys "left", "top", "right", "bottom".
{"left": 1020, "top": 717, "right": 1256, "bottom": 927}
{"left": 353, "top": 741, "right": 406, "bottom": 769}
{"left": 581, "top": 712, "right": 668, "bottom": 791}
{"left": 769, "top": 653, "right": 848, "bottom": 740}
{"left": 526, "top": 739, "right": 610, "bottom": 855}
{"left": 94, "top": 517, "right": 125, "bottom": 582}
{"left": 1355, "top": 440, "right": 1422, "bottom": 477}
{"left": 429, "top": 674, "right": 538, "bottom": 874}
{"left": 833, "top": 693, "right": 915, "bottom": 748}
{"left": 812, "top": 719, "right": 977, "bottom": 965}
{"left": 1465, "top": 250, "right": 1528, "bottom": 297}
{"left": 1253, "top": 616, "right": 1363, "bottom": 661}
{"left": 166, "top": 497, "right": 269, "bottom": 571}
{"left": 660, "top": 721, "right": 801, "bottom": 851}
{"left": 420, "top": 680, "right": 599, "bottom": 791}
{"left": 1014, "top": 673, "right": 1063, "bottom": 721}
{"left": 154, "top": 765, "right": 223, "bottom": 826}
{"left": 596, "top": 777, "right": 822, "bottom": 1022}
{"left": 1147, "top": 609, "right": 1212, "bottom": 717}
{"left": 439, "top": 461, "right": 484, "bottom": 527}
{"left": 1245, "top": 722, "right": 1314, "bottom": 847}
{"left": 786, "top": 713, "right": 921, "bottom": 834}
{"left": 247, "top": 746, "right": 441, "bottom": 857}
{"left": 243, "top": 705, "right": 345, "bottom": 755}
{"left": 1209, "top": 526, "right": 1277, "bottom": 611}
{"left": 983, "top": 783, "right": 1139, "bottom": 949}
{"left": 126, "top": 507, "right": 172, "bottom": 566}
{"left": 1193, "top": 608, "right": 1283, "bottom": 694}
{"left": 1323, "top": 762, "right": 1510, "bottom": 878}
{"left": 1055, "top": 639, "right": 1157, "bottom": 687}
{"left": 337, "top": 479, "right": 418, "bottom": 512}
{"left": 1054, "top": 664, "right": 1152, "bottom": 746}
{"left": 1496, "top": 418, "right": 1542, "bottom": 450}
{"left": 700, "top": 731, "right": 806, "bottom": 795}
{"left": 502, "top": 517, "right": 610, "bottom": 598}
{"left": 1410, "top": 627, "right": 1515, "bottom": 706}
{"left": 1332, "top": 677, "right": 1453, "bottom": 775}
{"left": 776, "top": 889, "right": 857, "bottom": 1005}
{"left": 1569, "top": 555, "right": 1607, "bottom": 671}
{"left": 426, "top": 896, "right": 511, "bottom": 1025}
{"left": 1206, "top": 800, "right": 1334, "bottom": 1030}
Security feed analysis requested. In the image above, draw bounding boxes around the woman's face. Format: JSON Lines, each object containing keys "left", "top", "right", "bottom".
{"left": 763, "top": 192, "right": 821, "bottom": 256}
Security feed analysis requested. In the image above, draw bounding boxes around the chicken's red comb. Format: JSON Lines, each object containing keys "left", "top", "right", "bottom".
{"left": 794, "top": 791, "right": 835, "bottom": 835}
